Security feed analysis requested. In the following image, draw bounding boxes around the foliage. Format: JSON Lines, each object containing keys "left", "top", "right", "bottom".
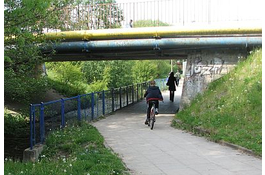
{"left": 4, "top": 69, "right": 48, "bottom": 103}
{"left": 81, "top": 60, "right": 134, "bottom": 88}
{"left": 4, "top": 0, "right": 74, "bottom": 103}
{"left": 172, "top": 48, "right": 262, "bottom": 156}
{"left": 103, "top": 61, "right": 134, "bottom": 88}
{"left": 132, "top": 60, "right": 158, "bottom": 82}
{"left": 47, "top": 78, "right": 86, "bottom": 97}
{"left": 46, "top": 60, "right": 135, "bottom": 96}
{"left": 81, "top": 61, "right": 109, "bottom": 84}
{"left": 46, "top": 62, "right": 87, "bottom": 96}
{"left": 61, "top": 0, "right": 123, "bottom": 30}
{"left": 4, "top": 122, "right": 129, "bottom": 175}
{"left": 87, "top": 80, "right": 108, "bottom": 93}
{"left": 4, "top": 0, "right": 176, "bottom": 103}
{"left": 47, "top": 62, "right": 83, "bottom": 85}
{"left": 92, "top": 0, "right": 123, "bottom": 29}
{"left": 133, "top": 19, "right": 171, "bottom": 27}
{"left": 46, "top": 59, "right": 173, "bottom": 97}
{"left": 156, "top": 60, "right": 172, "bottom": 77}
{"left": 4, "top": 109, "right": 29, "bottom": 138}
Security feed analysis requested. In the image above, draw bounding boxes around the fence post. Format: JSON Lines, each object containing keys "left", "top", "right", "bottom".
{"left": 126, "top": 86, "right": 129, "bottom": 106}
{"left": 77, "top": 95, "right": 81, "bottom": 121}
{"left": 111, "top": 88, "right": 115, "bottom": 112}
{"left": 61, "top": 98, "right": 65, "bottom": 128}
{"left": 102, "top": 90, "right": 105, "bottom": 115}
{"left": 141, "top": 83, "right": 144, "bottom": 99}
{"left": 29, "top": 104, "right": 33, "bottom": 150}
{"left": 91, "top": 93, "right": 94, "bottom": 120}
{"left": 119, "top": 87, "right": 122, "bottom": 109}
{"left": 136, "top": 84, "right": 139, "bottom": 101}
{"left": 40, "top": 102, "right": 45, "bottom": 144}
{"left": 132, "top": 85, "right": 134, "bottom": 103}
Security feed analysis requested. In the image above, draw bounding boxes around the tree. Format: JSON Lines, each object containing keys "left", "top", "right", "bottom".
{"left": 132, "top": 60, "right": 158, "bottom": 83}
{"left": 155, "top": 60, "right": 171, "bottom": 77}
{"left": 61, "top": 0, "right": 123, "bottom": 30}
{"left": 4, "top": 0, "right": 74, "bottom": 102}
{"left": 81, "top": 61, "right": 108, "bottom": 84}
{"left": 50, "top": 62, "right": 83, "bottom": 85}
{"left": 81, "top": 60, "right": 133, "bottom": 89}
{"left": 102, "top": 61, "right": 133, "bottom": 88}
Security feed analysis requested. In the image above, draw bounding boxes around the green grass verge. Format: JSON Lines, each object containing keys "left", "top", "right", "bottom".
{"left": 172, "top": 48, "right": 262, "bottom": 156}
{"left": 4, "top": 122, "right": 129, "bottom": 175}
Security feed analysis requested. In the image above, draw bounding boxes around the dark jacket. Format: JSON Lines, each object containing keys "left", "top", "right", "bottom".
{"left": 166, "top": 76, "right": 178, "bottom": 91}
{"left": 144, "top": 86, "right": 163, "bottom": 101}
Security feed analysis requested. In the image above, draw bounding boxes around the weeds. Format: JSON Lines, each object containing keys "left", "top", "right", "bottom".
{"left": 4, "top": 122, "right": 129, "bottom": 175}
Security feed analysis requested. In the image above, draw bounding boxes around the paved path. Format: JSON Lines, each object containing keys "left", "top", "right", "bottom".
{"left": 92, "top": 81, "right": 261, "bottom": 175}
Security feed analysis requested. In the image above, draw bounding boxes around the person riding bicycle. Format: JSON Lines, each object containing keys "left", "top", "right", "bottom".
{"left": 144, "top": 80, "right": 163, "bottom": 125}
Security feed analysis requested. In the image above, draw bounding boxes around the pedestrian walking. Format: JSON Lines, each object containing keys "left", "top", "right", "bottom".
{"left": 166, "top": 72, "right": 178, "bottom": 102}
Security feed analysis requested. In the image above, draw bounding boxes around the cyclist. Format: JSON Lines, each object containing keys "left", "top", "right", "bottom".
{"left": 144, "top": 80, "right": 163, "bottom": 125}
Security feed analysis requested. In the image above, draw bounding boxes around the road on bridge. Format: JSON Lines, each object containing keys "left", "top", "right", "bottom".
{"left": 92, "top": 80, "right": 261, "bottom": 175}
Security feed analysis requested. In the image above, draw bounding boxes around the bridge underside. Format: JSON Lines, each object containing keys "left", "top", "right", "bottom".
{"left": 42, "top": 27, "right": 262, "bottom": 61}
{"left": 43, "top": 38, "right": 261, "bottom": 61}
{"left": 47, "top": 46, "right": 250, "bottom": 61}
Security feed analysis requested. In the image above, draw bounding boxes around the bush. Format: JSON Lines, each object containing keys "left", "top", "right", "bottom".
{"left": 4, "top": 69, "right": 48, "bottom": 103}
{"left": 4, "top": 109, "right": 28, "bottom": 137}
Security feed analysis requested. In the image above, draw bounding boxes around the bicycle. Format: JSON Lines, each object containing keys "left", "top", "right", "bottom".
{"left": 148, "top": 100, "right": 157, "bottom": 130}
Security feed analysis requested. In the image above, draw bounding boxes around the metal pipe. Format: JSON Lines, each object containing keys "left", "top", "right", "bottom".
{"left": 44, "top": 26, "right": 262, "bottom": 41}
{"left": 43, "top": 37, "right": 261, "bottom": 54}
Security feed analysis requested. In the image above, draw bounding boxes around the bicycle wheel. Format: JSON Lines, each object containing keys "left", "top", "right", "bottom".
{"left": 150, "top": 106, "right": 155, "bottom": 130}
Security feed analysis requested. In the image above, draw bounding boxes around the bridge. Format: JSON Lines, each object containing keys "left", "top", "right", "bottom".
{"left": 35, "top": 0, "right": 262, "bottom": 130}
{"left": 42, "top": 26, "right": 261, "bottom": 61}
{"left": 24, "top": 1, "right": 262, "bottom": 172}
{"left": 33, "top": 0, "right": 262, "bottom": 134}
{"left": 41, "top": 25, "right": 261, "bottom": 107}
{"left": 40, "top": 0, "right": 262, "bottom": 62}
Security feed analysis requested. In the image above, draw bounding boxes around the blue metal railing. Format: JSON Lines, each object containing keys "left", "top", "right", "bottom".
{"left": 29, "top": 78, "right": 167, "bottom": 149}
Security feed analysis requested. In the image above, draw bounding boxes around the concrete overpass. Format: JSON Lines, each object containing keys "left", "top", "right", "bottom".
{"left": 41, "top": 26, "right": 262, "bottom": 107}
{"left": 42, "top": 26, "right": 261, "bottom": 61}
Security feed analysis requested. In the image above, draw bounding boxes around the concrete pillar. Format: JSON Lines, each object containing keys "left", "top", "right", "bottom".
{"left": 23, "top": 144, "right": 44, "bottom": 162}
{"left": 179, "top": 49, "right": 247, "bottom": 109}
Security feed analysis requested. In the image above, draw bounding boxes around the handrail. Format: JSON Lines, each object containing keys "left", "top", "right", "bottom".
{"left": 29, "top": 78, "right": 167, "bottom": 149}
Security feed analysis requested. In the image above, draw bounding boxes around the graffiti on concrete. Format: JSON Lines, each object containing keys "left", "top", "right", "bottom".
{"left": 188, "top": 54, "right": 225, "bottom": 78}
{"left": 181, "top": 50, "right": 246, "bottom": 109}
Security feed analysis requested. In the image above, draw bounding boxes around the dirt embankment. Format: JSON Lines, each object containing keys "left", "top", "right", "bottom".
{"left": 4, "top": 89, "right": 66, "bottom": 160}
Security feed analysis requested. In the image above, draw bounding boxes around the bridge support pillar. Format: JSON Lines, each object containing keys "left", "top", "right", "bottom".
{"left": 180, "top": 48, "right": 247, "bottom": 110}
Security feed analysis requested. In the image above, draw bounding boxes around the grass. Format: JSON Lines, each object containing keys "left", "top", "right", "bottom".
{"left": 172, "top": 48, "right": 262, "bottom": 156}
{"left": 4, "top": 122, "right": 129, "bottom": 175}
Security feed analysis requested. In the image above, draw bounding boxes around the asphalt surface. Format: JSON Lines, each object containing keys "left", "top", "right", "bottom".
{"left": 92, "top": 80, "right": 262, "bottom": 175}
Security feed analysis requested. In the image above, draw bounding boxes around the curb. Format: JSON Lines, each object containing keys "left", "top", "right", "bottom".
{"left": 218, "top": 140, "right": 261, "bottom": 159}
{"left": 173, "top": 119, "right": 261, "bottom": 159}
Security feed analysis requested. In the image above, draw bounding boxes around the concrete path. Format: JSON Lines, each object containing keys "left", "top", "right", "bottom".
{"left": 92, "top": 80, "right": 262, "bottom": 175}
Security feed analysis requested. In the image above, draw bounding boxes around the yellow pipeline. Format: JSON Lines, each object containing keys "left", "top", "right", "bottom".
{"left": 44, "top": 26, "right": 262, "bottom": 41}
